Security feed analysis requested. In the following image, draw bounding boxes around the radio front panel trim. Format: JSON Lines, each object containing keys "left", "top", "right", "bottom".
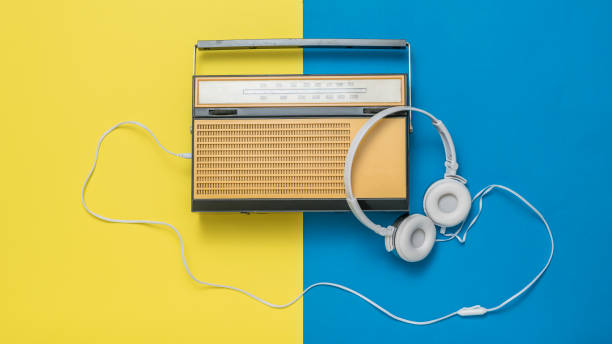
{"left": 194, "top": 74, "right": 407, "bottom": 108}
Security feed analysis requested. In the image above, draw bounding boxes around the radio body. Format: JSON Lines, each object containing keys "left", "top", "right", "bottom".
{"left": 191, "top": 39, "right": 411, "bottom": 212}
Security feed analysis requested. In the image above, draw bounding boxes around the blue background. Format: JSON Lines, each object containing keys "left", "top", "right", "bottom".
{"left": 303, "top": 0, "right": 612, "bottom": 342}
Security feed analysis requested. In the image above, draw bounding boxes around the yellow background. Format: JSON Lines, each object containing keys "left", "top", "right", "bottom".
{"left": 0, "top": 1, "right": 303, "bottom": 342}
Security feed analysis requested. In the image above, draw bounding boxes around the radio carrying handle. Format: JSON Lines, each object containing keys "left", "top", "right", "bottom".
{"left": 193, "top": 38, "right": 412, "bottom": 129}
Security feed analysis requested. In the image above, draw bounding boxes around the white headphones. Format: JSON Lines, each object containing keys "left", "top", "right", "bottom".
{"left": 345, "top": 106, "right": 472, "bottom": 262}
{"left": 82, "top": 109, "right": 554, "bottom": 324}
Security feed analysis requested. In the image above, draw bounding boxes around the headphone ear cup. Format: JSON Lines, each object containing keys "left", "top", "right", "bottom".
{"left": 393, "top": 214, "right": 436, "bottom": 262}
{"left": 423, "top": 179, "right": 471, "bottom": 228}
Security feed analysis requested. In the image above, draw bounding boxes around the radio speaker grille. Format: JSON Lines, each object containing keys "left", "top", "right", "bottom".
{"left": 193, "top": 117, "right": 406, "bottom": 199}
{"left": 194, "top": 119, "right": 350, "bottom": 198}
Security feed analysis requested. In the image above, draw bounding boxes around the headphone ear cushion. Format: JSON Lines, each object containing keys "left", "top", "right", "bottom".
{"left": 423, "top": 179, "right": 471, "bottom": 228}
{"left": 394, "top": 214, "right": 436, "bottom": 262}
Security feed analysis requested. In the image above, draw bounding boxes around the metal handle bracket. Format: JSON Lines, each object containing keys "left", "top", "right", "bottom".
{"left": 196, "top": 38, "right": 408, "bottom": 50}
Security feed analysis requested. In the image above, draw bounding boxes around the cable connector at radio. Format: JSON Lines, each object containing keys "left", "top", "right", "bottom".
{"left": 178, "top": 153, "right": 192, "bottom": 159}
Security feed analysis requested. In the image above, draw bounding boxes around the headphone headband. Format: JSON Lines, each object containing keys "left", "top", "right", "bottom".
{"left": 344, "top": 106, "right": 460, "bottom": 236}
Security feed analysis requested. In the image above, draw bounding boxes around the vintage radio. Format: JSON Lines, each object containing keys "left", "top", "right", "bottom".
{"left": 192, "top": 39, "right": 411, "bottom": 212}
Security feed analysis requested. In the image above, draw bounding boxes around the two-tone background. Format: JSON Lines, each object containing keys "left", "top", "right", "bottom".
{"left": 2, "top": 0, "right": 611, "bottom": 342}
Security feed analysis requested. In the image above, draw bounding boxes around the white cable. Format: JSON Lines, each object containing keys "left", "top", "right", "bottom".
{"left": 435, "top": 184, "right": 555, "bottom": 312}
{"left": 81, "top": 121, "right": 553, "bottom": 325}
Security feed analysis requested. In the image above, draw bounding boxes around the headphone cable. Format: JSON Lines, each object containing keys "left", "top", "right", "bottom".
{"left": 81, "top": 120, "right": 553, "bottom": 325}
